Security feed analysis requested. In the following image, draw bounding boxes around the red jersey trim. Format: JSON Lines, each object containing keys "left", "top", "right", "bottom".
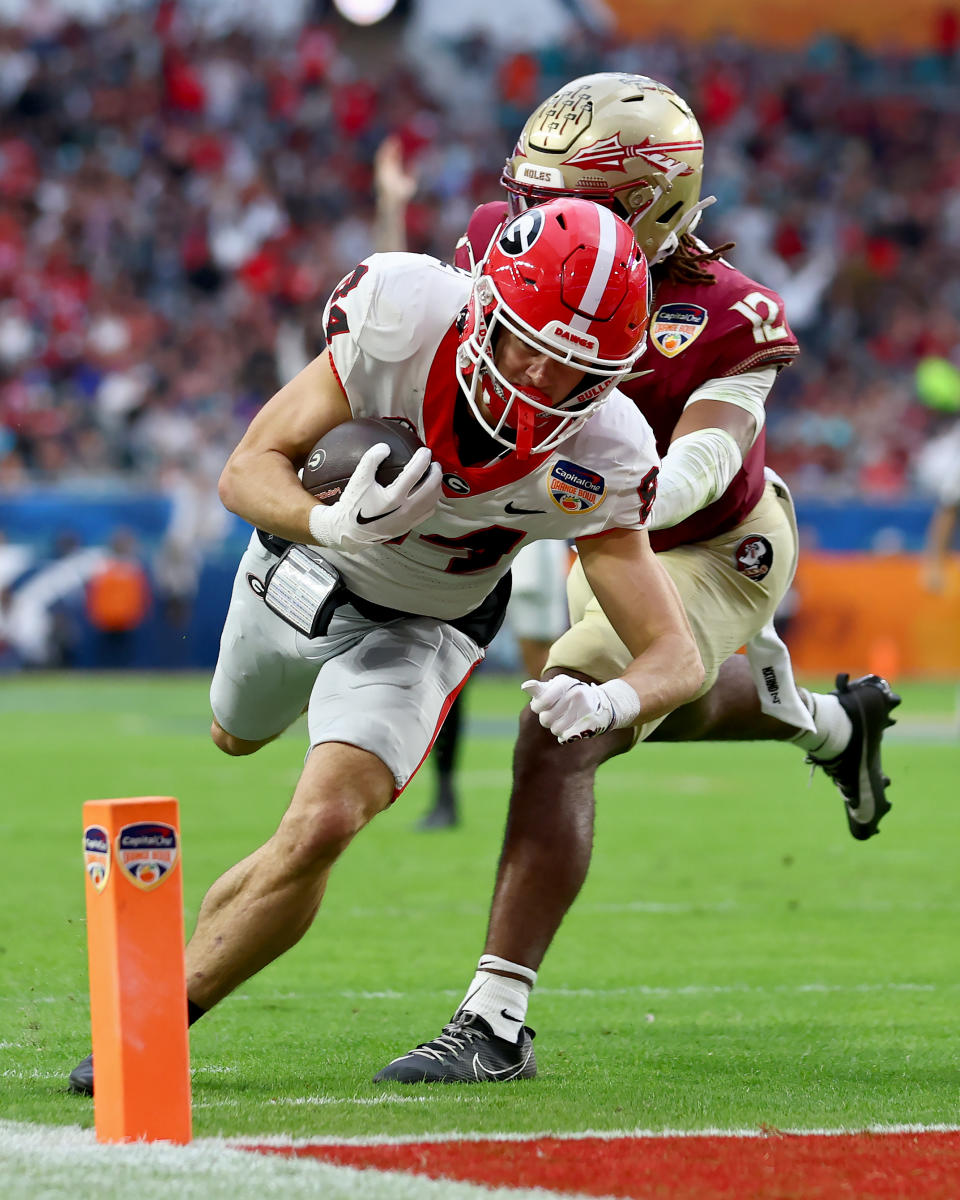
{"left": 391, "top": 651, "right": 483, "bottom": 801}
{"left": 574, "top": 525, "right": 634, "bottom": 542}
{"left": 326, "top": 352, "right": 350, "bottom": 404}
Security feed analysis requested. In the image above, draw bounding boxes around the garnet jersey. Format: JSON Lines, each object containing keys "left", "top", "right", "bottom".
{"left": 321, "top": 252, "right": 660, "bottom": 621}
{"left": 457, "top": 203, "right": 799, "bottom": 552}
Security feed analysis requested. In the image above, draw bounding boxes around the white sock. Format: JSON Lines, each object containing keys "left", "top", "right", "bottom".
{"left": 789, "top": 688, "right": 853, "bottom": 759}
{"left": 456, "top": 955, "right": 536, "bottom": 1043}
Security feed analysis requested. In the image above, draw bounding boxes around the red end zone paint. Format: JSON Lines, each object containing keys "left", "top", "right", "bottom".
{"left": 241, "top": 1132, "right": 960, "bottom": 1199}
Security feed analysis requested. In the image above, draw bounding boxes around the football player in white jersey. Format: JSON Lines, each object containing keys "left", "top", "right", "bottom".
{"left": 919, "top": 419, "right": 960, "bottom": 594}
{"left": 374, "top": 73, "right": 901, "bottom": 1088}
{"left": 68, "top": 198, "right": 705, "bottom": 1095}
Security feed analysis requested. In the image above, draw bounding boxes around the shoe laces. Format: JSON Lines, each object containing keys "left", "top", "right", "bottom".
{"left": 410, "top": 1016, "right": 489, "bottom": 1063}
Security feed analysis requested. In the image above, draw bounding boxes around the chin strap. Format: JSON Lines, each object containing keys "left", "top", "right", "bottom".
{"left": 513, "top": 403, "right": 535, "bottom": 459}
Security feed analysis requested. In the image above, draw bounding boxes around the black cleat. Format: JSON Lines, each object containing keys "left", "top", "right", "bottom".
{"left": 68, "top": 1053, "right": 93, "bottom": 1096}
{"left": 415, "top": 804, "right": 459, "bottom": 831}
{"left": 808, "top": 673, "right": 901, "bottom": 840}
{"left": 373, "top": 1011, "right": 536, "bottom": 1083}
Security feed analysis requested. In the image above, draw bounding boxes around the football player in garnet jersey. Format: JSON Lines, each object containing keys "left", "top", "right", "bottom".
{"left": 374, "top": 73, "right": 901, "bottom": 1085}
{"left": 67, "top": 198, "right": 705, "bottom": 1095}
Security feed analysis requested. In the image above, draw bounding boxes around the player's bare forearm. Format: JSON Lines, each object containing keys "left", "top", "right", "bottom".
{"left": 922, "top": 503, "right": 959, "bottom": 592}
{"left": 219, "top": 448, "right": 321, "bottom": 544}
{"left": 219, "top": 351, "right": 353, "bottom": 542}
{"left": 578, "top": 528, "right": 704, "bottom": 723}
{"left": 670, "top": 395, "right": 757, "bottom": 455}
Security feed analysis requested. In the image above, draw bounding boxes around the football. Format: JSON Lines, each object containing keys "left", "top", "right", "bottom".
{"left": 301, "top": 417, "right": 426, "bottom": 505}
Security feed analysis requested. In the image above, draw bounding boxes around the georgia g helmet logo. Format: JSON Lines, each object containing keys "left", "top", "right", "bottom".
{"left": 497, "top": 209, "right": 544, "bottom": 257}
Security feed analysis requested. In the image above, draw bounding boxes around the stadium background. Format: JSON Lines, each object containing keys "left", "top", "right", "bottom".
{"left": 2, "top": 3, "right": 960, "bottom": 1195}
{"left": 0, "top": 0, "right": 958, "bottom": 680}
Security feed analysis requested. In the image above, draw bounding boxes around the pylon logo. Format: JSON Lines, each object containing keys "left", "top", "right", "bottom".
{"left": 116, "top": 821, "right": 179, "bottom": 891}
{"left": 83, "top": 824, "right": 110, "bottom": 893}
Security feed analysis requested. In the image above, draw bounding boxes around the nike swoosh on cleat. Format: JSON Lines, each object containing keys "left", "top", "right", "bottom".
{"left": 356, "top": 506, "right": 402, "bottom": 525}
{"left": 504, "top": 502, "right": 545, "bottom": 515}
{"left": 472, "top": 1047, "right": 533, "bottom": 1081}
{"left": 850, "top": 695, "right": 880, "bottom": 825}
{"left": 850, "top": 759, "right": 876, "bottom": 824}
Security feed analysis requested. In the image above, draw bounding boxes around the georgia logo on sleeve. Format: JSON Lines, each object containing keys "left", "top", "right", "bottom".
{"left": 548, "top": 460, "right": 606, "bottom": 513}
{"left": 651, "top": 302, "right": 708, "bottom": 357}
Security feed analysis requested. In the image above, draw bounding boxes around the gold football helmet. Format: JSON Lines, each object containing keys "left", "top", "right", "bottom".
{"left": 503, "top": 73, "right": 714, "bottom": 265}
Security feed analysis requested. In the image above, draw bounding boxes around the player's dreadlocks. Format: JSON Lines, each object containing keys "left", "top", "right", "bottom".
{"left": 657, "top": 234, "right": 736, "bottom": 286}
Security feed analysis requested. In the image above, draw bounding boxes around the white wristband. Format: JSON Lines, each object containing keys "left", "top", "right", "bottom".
{"left": 307, "top": 502, "right": 337, "bottom": 548}
{"left": 650, "top": 427, "right": 743, "bottom": 531}
{"left": 603, "top": 678, "right": 643, "bottom": 729}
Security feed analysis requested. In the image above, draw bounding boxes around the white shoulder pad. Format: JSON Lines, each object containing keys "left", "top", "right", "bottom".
{"left": 325, "top": 253, "right": 468, "bottom": 371}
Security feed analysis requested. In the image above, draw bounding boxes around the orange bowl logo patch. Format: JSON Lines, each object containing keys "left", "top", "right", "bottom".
{"left": 548, "top": 460, "right": 606, "bottom": 514}
{"left": 651, "top": 303, "right": 708, "bottom": 357}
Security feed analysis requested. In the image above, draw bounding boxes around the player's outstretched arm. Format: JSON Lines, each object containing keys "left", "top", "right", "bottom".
{"left": 922, "top": 501, "right": 958, "bottom": 593}
{"left": 218, "top": 349, "right": 353, "bottom": 543}
{"left": 557, "top": 528, "right": 704, "bottom": 736}
{"left": 650, "top": 375, "right": 770, "bottom": 531}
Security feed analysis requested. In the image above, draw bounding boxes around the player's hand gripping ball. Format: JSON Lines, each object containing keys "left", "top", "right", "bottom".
{"left": 301, "top": 417, "right": 426, "bottom": 503}
{"left": 303, "top": 418, "right": 442, "bottom": 552}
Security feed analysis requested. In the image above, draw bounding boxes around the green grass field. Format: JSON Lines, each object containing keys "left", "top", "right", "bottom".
{"left": 1, "top": 671, "right": 958, "bottom": 1146}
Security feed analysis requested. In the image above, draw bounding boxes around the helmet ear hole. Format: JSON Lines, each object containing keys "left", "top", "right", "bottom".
{"left": 657, "top": 200, "right": 684, "bottom": 226}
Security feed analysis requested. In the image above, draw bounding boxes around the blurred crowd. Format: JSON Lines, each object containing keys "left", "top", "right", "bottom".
{"left": 1, "top": 1, "right": 959, "bottom": 511}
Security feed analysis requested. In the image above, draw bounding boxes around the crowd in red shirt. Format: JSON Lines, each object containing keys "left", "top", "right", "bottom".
{"left": 0, "top": 8, "right": 957, "bottom": 499}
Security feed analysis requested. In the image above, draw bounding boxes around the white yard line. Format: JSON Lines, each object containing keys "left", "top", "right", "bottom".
{"left": 231, "top": 1122, "right": 960, "bottom": 1147}
{"left": 12, "top": 979, "right": 959, "bottom": 1011}
{"left": 0, "top": 1120, "right": 593, "bottom": 1200}
{"left": 248, "top": 979, "right": 960, "bottom": 1001}
{"left": 3, "top": 1117, "right": 958, "bottom": 1200}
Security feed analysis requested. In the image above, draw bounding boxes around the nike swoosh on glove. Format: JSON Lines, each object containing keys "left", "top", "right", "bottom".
{"left": 521, "top": 675, "right": 642, "bottom": 744}
{"left": 309, "top": 443, "right": 442, "bottom": 553}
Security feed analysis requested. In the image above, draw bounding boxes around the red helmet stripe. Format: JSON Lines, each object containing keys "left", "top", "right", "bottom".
{"left": 569, "top": 203, "right": 618, "bottom": 332}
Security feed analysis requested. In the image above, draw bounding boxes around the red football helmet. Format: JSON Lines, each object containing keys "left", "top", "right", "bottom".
{"left": 456, "top": 197, "right": 650, "bottom": 459}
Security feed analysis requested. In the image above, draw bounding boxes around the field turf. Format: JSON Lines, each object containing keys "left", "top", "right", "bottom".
{"left": 0, "top": 671, "right": 958, "bottom": 1187}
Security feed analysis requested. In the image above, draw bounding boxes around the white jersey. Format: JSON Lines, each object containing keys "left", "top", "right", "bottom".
{"left": 916, "top": 422, "right": 960, "bottom": 507}
{"left": 321, "top": 252, "right": 660, "bottom": 621}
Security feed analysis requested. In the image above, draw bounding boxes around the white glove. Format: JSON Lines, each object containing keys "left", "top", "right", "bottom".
{"left": 522, "top": 674, "right": 643, "bottom": 744}
{"left": 308, "top": 443, "right": 441, "bottom": 553}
